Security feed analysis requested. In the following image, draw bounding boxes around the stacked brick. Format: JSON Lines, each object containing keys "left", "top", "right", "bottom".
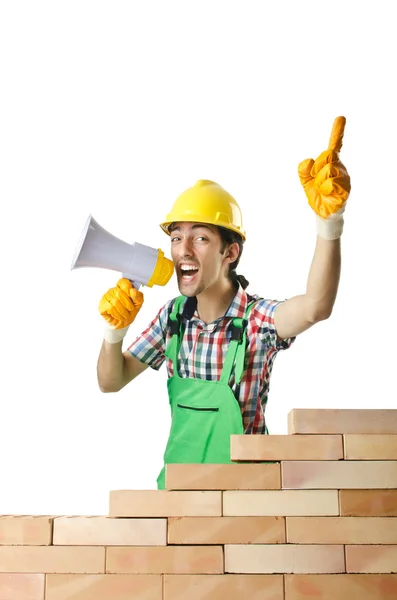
{"left": 1, "top": 408, "right": 397, "bottom": 599}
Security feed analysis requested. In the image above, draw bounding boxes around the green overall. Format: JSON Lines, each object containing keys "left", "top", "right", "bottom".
{"left": 156, "top": 296, "right": 256, "bottom": 490}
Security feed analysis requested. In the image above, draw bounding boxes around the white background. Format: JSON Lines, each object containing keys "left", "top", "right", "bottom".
{"left": 1, "top": 0, "right": 395, "bottom": 515}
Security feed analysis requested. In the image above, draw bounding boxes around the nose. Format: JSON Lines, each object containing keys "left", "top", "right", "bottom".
{"left": 179, "top": 237, "right": 194, "bottom": 258}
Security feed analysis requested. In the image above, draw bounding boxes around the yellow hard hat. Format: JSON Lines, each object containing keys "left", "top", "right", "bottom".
{"left": 160, "top": 179, "right": 246, "bottom": 240}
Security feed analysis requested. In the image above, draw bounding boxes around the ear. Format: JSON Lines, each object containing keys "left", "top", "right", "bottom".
{"left": 224, "top": 242, "right": 240, "bottom": 263}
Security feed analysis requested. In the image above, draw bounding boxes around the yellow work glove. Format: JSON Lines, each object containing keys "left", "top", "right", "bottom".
{"left": 298, "top": 116, "right": 351, "bottom": 240}
{"left": 99, "top": 278, "right": 144, "bottom": 344}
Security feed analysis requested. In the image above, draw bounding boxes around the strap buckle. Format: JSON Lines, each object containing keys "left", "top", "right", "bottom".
{"left": 230, "top": 318, "right": 248, "bottom": 343}
{"left": 168, "top": 314, "right": 182, "bottom": 336}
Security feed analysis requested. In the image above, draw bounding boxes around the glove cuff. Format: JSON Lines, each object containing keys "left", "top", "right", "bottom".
{"left": 316, "top": 213, "right": 344, "bottom": 240}
{"left": 103, "top": 324, "right": 130, "bottom": 344}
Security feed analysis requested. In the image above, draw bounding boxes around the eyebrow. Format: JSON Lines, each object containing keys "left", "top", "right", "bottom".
{"left": 170, "top": 224, "right": 215, "bottom": 234}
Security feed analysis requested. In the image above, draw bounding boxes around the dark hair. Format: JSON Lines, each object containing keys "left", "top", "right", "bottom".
{"left": 218, "top": 226, "right": 249, "bottom": 290}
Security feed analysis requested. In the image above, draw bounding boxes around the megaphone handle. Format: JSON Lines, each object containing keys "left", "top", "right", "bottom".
{"left": 122, "top": 274, "right": 141, "bottom": 291}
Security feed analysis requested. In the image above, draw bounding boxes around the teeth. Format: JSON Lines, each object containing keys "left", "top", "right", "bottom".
{"left": 181, "top": 265, "right": 198, "bottom": 271}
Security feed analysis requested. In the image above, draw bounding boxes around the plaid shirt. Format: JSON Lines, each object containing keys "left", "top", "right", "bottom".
{"left": 128, "top": 285, "right": 295, "bottom": 434}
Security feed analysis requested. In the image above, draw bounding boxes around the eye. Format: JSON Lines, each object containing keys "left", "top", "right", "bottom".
{"left": 170, "top": 236, "right": 181, "bottom": 243}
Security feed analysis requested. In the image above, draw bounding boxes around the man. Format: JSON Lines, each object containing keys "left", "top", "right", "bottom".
{"left": 97, "top": 116, "right": 351, "bottom": 489}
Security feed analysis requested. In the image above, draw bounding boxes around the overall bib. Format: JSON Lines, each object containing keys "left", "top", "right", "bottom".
{"left": 156, "top": 296, "right": 256, "bottom": 490}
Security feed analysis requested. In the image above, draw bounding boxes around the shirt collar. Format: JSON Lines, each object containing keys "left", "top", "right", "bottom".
{"left": 224, "top": 283, "right": 248, "bottom": 319}
{"left": 191, "top": 284, "right": 249, "bottom": 323}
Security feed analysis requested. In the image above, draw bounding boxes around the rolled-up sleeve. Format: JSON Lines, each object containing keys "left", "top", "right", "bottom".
{"left": 127, "top": 300, "right": 172, "bottom": 370}
{"left": 253, "top": 299, "right": 296, "bottom": 350}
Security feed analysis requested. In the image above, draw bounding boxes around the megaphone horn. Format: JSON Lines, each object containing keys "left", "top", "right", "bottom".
{"left": 71, "top": 215, "right": 174, "bottom": 289}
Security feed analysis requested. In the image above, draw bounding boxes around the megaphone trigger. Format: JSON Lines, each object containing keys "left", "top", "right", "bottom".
{"left": 127, "top": 279, "right": 142, "bottom": 291}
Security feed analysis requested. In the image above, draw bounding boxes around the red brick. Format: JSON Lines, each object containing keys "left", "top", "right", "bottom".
{"left": 282, "top": 460, "right": 397, "bottom": 489}
{"left": 109, "top": 490, "right": 221, "bottom": 517}
{"left": 164, "top": 574, "right": 283, "bottom": 599}
{"left": 285, "top": 574, "right": 397, "bottom": 599}
{"left": 344, "top": 435, "right": 397, "bottom": 459}
{"left": 45, "top": 574, "right": 162, "bottom": 600}
{"left": 53, "top": 516, "right": 166, "bottom": 546}
{"left": 168, "top": 516, "right": 285, "bottom": 544}
{"left": 223, "top": 490, "right": 339, "bottom": 516}
{"left": 0, "top": 546, "right": 104, "bottom": 573}
{"left": 346, "top": 545, "right": 397, "bottom": 573}
{"left": 288, "top": 409, "right": 397, "bottom": 434}
{"left": 106, "top": 546, "right": 223, "bottom": 574}
{"left": 231, "top": 434, "right": 343, "bottom": 461}
{"left": 0, "top": 573, "right": 44, "bottom": 599}
{"left": 0, "top": 516, "right": 53, "bottom": 545}
{"left": 225, "top": 544, "right": 345, "bottom": 573}
{"left": 286, "top": 517, "right": 397, "bottom": 544}
{"left": 340, "top": 490, "right": 397, "bottom": 516}
{"left": 165, "top": 463, "right": 280, "bottom": 490}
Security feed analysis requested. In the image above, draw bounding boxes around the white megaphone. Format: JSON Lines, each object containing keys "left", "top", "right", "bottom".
{"left": 71, "top": 215, "right": 174, "bottom": 289}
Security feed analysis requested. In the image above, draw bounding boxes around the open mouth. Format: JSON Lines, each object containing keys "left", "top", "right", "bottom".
{"left": 179, "top": 264, "right": 199, "bottom": 282}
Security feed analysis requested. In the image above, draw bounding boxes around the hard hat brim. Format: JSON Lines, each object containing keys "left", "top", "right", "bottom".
{"left": 160, "top": 217, "right": 246, "bottom": 241}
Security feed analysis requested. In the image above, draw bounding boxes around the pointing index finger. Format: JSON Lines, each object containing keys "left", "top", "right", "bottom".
{"left": 328, "top": 116, "right": 346, "bottom": 153}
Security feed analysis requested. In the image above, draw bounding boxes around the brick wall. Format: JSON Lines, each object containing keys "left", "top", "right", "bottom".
{"left": 1, "top": 409, "right": 397, "bottom": 599}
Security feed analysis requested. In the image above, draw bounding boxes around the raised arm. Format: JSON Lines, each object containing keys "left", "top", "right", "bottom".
{"left": 274, "top": 116, "right": 351, "bottom": 340}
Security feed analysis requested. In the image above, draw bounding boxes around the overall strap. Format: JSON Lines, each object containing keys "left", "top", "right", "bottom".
{"left": 220, "top": 300, "right": 257, "bottom": 385}
{"left": 165, "top": 296, "right": 195, "bottom": 371}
